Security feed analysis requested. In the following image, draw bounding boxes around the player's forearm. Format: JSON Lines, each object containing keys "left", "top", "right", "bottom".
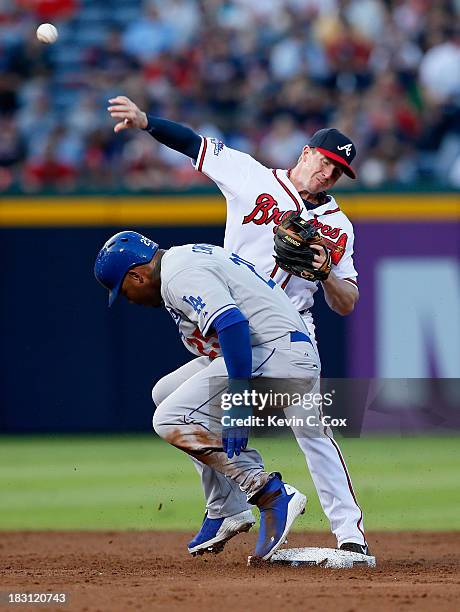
{"left": 216, "top": 316, "right": 252, "bottom": 459}
{"left": 143, "top": 115, "right": 202, "bottom": 159}
{"left": 216, "top": 322, "right": 252, "bottom": 380}
{"left": 321, "top": 272, "right": 359, "bottom": 316}
{"left": 213, "top": 309, "right": 252, "bottom": 380}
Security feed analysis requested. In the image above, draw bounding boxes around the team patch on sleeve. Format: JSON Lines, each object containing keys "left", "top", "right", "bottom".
{"left": 182, "top": 294, "right": 207, "bottom": 316}
{"left": 210, "top": 138, "right": 224, "bottom": 156}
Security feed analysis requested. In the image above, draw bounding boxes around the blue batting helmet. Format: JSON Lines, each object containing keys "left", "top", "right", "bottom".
{"left": 94, "top": 231, "right": 159, "bottom": 306}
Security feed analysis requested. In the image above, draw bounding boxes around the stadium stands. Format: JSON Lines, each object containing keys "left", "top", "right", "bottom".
{"left": 1, "top": 0, "right": 459, "bottom": 192}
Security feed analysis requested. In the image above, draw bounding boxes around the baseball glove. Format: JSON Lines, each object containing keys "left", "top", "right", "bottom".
{"left": 274, "top": 213, "right": 332, "bottom": 281}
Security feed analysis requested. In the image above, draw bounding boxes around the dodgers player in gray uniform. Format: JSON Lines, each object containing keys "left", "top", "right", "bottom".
{"left": 107, "top": 97, "right": 369, "bottom": 558}
{"left": 94, "top": 231, "right": 321, "bottom": 560}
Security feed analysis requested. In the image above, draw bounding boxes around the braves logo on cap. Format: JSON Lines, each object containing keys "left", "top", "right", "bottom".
{"left": 309, "top": 128, "right": 357, "bottom": 179}
{"left": 337, "top": 144, "right": 353, "bottom": 157}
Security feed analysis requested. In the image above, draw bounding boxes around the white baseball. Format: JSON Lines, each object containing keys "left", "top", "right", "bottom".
{"left": 36, "top": 23, "right": 58, "bottom": 44}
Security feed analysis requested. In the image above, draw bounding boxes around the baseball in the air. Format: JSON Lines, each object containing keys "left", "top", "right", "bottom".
{"left": 36, "top": 23, "right": 58, "bottom": 44}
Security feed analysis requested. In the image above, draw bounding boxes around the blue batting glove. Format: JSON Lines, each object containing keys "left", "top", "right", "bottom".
{"left": 222, "top": 379, "right": 252, "bottom": 459}
{"left": 222, "top": 423, "right": 250, "bottom": 459}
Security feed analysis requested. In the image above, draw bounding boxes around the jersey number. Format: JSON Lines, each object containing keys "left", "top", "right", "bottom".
{"left": 229, "top": 252, "right": 276, "bottom": 289}
{"left": 186, "top": 329, "right": 219, "bottom": 360}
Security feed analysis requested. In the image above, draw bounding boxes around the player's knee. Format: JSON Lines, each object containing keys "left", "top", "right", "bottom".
{"left": 152, "top": 408, "right": 167, "bottom": 439}
{"left": 152, "top": 401, "right": 196, "bottom": 449}
{"left": 151, "top": 376, "right": 171, "bottom": 407}
{"left": 151, "top": 382, "right": 161, "bottom": 407}
{"left": 152, "top": 401, "right": 176, "bottom": 443}
{"left": 152, "top": 411, "right": 183, "bottom": 448}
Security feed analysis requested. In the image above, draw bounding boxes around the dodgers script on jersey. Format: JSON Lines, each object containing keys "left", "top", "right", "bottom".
{"left": 194, "top": 138, "right": 358, "bottom": 312}
{"left": 161, "top": 244, "right": 309, "bottom": 358}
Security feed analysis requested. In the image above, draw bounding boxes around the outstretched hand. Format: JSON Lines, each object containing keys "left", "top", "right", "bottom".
{"left": 107, "top": 96, "right": 148, "bottom": 133}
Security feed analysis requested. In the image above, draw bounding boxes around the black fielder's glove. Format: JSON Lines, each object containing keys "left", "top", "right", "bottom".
{"left": 274, "top": 213, "right": 332, "bottom": 282}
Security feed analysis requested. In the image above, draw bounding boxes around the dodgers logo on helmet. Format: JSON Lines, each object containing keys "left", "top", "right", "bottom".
{"left": 94, "top": 230, "right": 159, "bottom": 306}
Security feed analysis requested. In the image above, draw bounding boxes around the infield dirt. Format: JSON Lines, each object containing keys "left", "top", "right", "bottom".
{"left": 1, "top": 531, "right": 459, "bottom": 611}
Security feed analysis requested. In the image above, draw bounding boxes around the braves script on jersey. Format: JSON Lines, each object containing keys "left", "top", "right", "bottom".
{"left": 161, "top": 244, "right": 309, "bottom": 358}
{"left": 194, "top": 138, "right": 358, "bottom": 312}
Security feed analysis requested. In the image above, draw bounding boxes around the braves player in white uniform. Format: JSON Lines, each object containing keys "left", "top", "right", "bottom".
{"left": 107, "top": 97, "right": 369, "bottom": 556}
{"left": 94, "top": 231, "right": 322, "bottom": 560}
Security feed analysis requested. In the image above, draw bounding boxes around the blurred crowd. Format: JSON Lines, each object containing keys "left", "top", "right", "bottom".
{"left": 1, "top": 0, "right": 460, "bottom": 192}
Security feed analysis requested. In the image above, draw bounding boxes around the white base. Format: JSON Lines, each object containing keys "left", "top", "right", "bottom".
{"left": 248, "top": 547, "right": 376, "bottom": 568}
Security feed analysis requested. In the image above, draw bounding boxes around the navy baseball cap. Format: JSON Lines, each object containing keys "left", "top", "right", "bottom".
{"left": 309, "top": 128, "right": 357, "bottom": 179}
{"left": 94, "top": 231, "right": 159, "bottom": 306}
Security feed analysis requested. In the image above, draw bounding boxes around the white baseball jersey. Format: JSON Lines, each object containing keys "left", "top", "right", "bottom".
{"left": 161, "top": 244, "right": 308, "bottom": 359}
{"left": 194, "top": 137, "right": 358, "bottom": 312}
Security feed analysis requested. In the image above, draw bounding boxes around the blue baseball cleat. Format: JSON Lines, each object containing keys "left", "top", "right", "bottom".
{"left": 253, "top": 476, "right": 307, "bottom": 560}
{"left": 188, "top": 510, "right": 255, "bottom": 556}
